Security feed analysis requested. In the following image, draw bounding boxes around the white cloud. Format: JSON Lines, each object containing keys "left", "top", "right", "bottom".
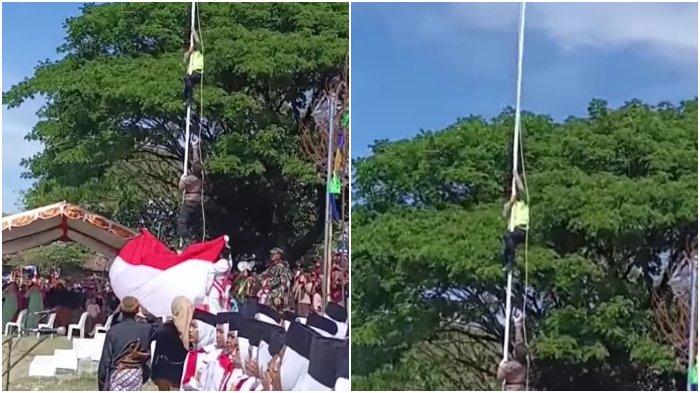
{"left": 380, "top": 3, "right": 698, "bottom": 67}
{"left": 530, "top": 3, "right": 697, "bottom": 64}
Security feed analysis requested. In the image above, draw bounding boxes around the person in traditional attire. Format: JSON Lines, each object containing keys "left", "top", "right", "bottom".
{"left": 201, "top": 312, "right": 242, "bottom": 390}
{"left": 228, "top": 319, "right": 266, "bottom": 391}
{"left": 151, "top": 297, "right": 192, "bottom": 391}
{"left": 497, "top": 312, "right": 527, "bottom": 391}
{"left": 180, "top": 308, "right": 218, "bottom": 390}
{"left": 204, "top": 254, "right": 233, "bottom": 314}
{"left": 2, "top": 281, "right": 19, "bottom": 328}
{"left": 98, "top": 296, "right": 155, "bottom": 391}
{"left": 25, "top": 280, "right": 44, "bottom": 329}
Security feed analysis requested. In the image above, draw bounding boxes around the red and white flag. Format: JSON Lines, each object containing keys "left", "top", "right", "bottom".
{"left": 109, "top": 229, "right": 228, "bottom": 317}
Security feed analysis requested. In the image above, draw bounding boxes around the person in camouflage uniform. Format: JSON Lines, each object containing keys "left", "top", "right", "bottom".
{"left": 258, "top": 248, "right": 293, "bottom": 312}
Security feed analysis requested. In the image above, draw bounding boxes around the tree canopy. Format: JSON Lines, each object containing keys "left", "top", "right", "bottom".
{"left": 4, "top": 2, "right": 348, "bottom": 256}
{"left": 352, "top": 99, "right": 697, "bottom": 390}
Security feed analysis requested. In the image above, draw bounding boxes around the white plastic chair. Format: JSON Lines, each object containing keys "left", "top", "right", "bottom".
{"left": 67, "top": 311, "right": 89, "bottom": 341}
{"left": 5, "top": 309, "right": 28, "bottom": 336}
{"left": 37, "top": 312, "right": 57, "bottom": 338}
{"left": 94, "top": 313, "right": 114, "bottom": 334}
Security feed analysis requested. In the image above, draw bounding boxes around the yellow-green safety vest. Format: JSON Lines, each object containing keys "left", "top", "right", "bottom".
{"left": 508, "top": 200, "right": 529, "bottom": 232}
{"left": 188, "top": 51, "right": 204, "bottom": 75}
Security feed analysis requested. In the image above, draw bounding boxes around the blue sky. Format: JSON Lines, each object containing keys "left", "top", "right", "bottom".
{"left": 3, "top": 2, "right": 83, "bottom": 213}
{"left": 2, "top": 3, "right": 698, "bottom": 213}
{"left": 351, "top": 2, "right": 698, "bottom": 157}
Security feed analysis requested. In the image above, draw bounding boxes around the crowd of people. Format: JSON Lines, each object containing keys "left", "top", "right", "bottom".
{"left": 2, "top": 247, "right": 348, "bottom": 335}
{"left": 2, "top": 246, "right": 349, "bottom": 391}
{"left": 2, "top": 270, "right": 121, "bottom": 333}
{"left": 98, "top": 295, "right": 348, "bottom": 391}
{"left": 232, "top": 249, "right": 348, "bottom": 317}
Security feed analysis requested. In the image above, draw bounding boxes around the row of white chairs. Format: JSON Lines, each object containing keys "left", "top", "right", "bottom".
{"left": 3, "top": 310, "right": 114, "bottom": 339}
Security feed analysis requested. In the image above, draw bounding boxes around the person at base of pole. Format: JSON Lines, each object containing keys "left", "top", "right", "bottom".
{"left": 497, "top": 312, "right": 527, "bottom": 391}
{"left": 502, "top": 173, "right": 529, "bottom": 272}
{"left": 177, "top": 161, "right": 203, "bottom": 242}
{"left": 183, "top": 30, "right": 204, "bottom": 107}
{"left": 97, "top": 296, "right": 155, "bottom": 391}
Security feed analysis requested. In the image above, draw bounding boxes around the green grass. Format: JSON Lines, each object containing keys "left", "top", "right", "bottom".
{"left": 2, "top": 336, "right": 157, "bottom": 391}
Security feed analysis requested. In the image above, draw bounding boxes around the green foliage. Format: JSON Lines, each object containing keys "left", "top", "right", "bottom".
{"left": 4, "top": 3, "right": 348, "bottom": 256}
{"left": 352, "top": 99, "right": 697, "bottom": 389}
{"left": 5, "top": 242, "right": 91, "bottom": 272}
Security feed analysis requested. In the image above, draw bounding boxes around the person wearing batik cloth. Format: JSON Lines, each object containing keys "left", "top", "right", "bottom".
{"left": 98, "top": 296, "right": 155, "bottom": 391}
{"left": 151, "top": 297, "right": 192, "bottom": 391}
{"left": 258, "top": 248, "right": 292, "bottom": 313}
{"left": 180, "top": 308, "right": 218, "bottom": 391}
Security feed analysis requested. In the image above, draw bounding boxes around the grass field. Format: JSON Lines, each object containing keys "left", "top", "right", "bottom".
{"left": 2, "top": 336, "right": 157, "bottom": 391}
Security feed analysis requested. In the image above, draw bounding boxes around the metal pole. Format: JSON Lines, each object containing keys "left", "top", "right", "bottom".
{"left": 688, "top": 254, "right": 697, "bottom": 391}
{"left": 503, "top": 1, "right": 527, "bottom": 363}
{"left": 183, "top": 2, "right": 196, "bottom": 176}
{"left": 5, "top": 336, "right": 13, "bottom": 391}
{"left": 322, "top": 96, "right": 335, "bottom": 312}
{"left": 2, "top": 335, "right": 49, "bottom": 379}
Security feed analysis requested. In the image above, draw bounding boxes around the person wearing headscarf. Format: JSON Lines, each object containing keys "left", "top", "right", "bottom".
{"left": 227, "top": 319, "right": 265, "bottom": 391}
{"left": 180, "top": 308, "right": 218, "bottom": 390}
{"left": 203, "top": 312, "right": 242, "bottom": 390}
{"left": 25, "top": 280, "right": 44, "bottom": 329}
{"left": 204, "top": 250, "right": 233, "bottom": 314}
{"left": 2, "top": 281, "right": 19, "bottom": 328}
{"left": 151, "top": 297, "right": 192, "bottom": 391}
{"left": 221, "top": 327, "right": 245, "bottom": 390}
{"left": 97, "top": 296, "right": 155, "bottom": 391}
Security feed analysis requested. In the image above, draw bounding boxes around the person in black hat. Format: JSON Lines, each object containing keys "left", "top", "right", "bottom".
{"left": 203, "top": 312, "right": 240, "bottom": 390}
{"left": 180, "top": 308, "right": 217, "bottom": 390}
{"left": 97, "top": 296, "right": 155, "bottom": 391}
{"left": 217, "top": 312, "right": 245, "bottom": 390}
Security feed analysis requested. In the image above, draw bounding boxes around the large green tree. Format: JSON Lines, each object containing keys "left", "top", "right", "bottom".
{"left": 4, "top": 3, "right": 348, "bottom": 256}
{"left": 352, "top": 99, "right": 697, "bottom": 390}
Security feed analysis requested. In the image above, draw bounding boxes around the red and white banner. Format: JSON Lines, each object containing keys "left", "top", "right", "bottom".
{"left": 109, "top": 229, "right": 228, "bottom": 317}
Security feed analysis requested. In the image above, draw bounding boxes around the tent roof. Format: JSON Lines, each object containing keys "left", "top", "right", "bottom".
{"left": 2, "top": 202, "right": 137, "bottom": 257}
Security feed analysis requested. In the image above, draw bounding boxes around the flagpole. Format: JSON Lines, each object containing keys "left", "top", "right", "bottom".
{"left": 688, "top": 252, "right": 697, "bottom": 391}
{"left": 183, "top": 1, "right": 196, "bottom": 176}
{"left": 322, "top": 95, "right": 335, "bottom": 312}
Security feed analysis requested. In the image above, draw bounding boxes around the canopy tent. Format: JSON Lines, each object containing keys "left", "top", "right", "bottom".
{"left": 2, "top": 202, "right": 137, "bottom": 257}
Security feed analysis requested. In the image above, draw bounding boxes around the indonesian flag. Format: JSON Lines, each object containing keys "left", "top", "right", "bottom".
{"left": 109, "top": 229, "right": 227, "bottom": 317}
